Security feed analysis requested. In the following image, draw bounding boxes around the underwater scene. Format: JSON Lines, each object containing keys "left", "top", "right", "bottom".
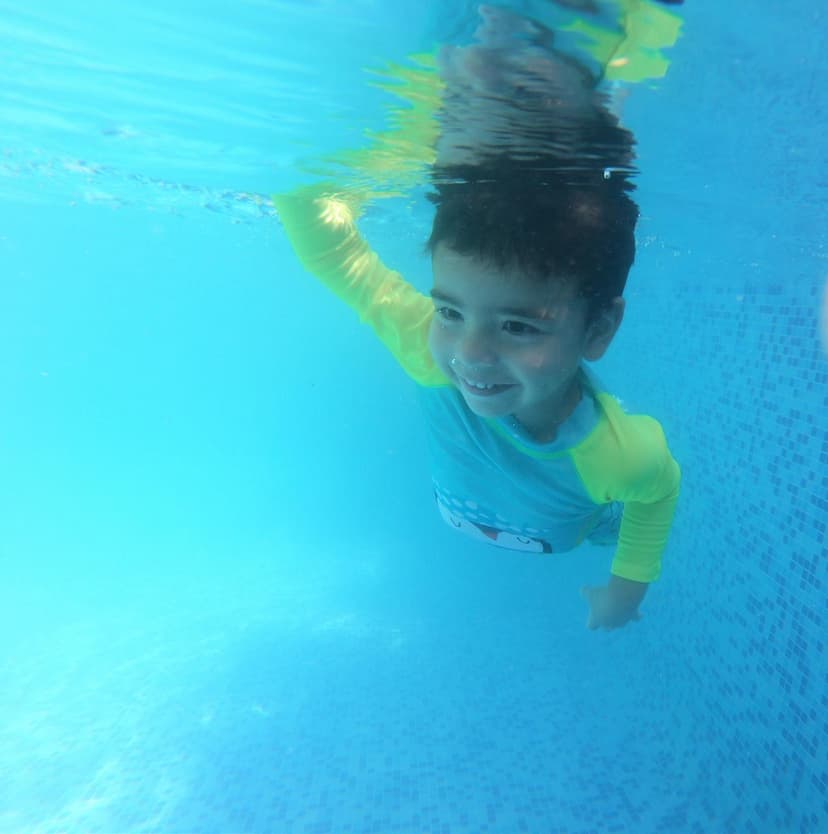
{"left": 1, "top": 1, "right": 826, "bottom": 832}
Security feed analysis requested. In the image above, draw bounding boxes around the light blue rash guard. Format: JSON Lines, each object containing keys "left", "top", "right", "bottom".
{"left": 421, "top": 375, "right": 620, "bottom": 555}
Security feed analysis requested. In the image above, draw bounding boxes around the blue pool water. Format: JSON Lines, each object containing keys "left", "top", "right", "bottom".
{"left": 1, "top": 2, "right": 826, "bottom": 833}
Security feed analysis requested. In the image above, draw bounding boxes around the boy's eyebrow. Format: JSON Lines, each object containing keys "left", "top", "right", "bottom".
{"left": 430, "top": 289, "right": 460, "bottom": 304}
{"left": 430, "top": 288, "right": 558, "bottom": 321}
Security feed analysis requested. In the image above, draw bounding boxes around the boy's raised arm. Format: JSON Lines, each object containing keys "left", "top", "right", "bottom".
{"left": 274, "top": 185, "right": 446, "bottom": 387}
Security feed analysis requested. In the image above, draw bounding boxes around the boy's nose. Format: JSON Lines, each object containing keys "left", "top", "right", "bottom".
{"left": 455, "top": 329, "right": 497, "bottom": 366}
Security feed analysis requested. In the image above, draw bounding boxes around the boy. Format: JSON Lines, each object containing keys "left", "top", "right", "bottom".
{"left": 275, "top": 161, "right": 680, "bottom": 630}
{"left": 274, "top": 20, "right": 680, "bottom": 631}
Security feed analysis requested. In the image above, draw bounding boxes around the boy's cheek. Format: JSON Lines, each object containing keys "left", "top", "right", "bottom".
{"left": 428, "top": 325, "right": 451, "bottom": 366}
{"left": 522, "top": 349, "right": 552, "bottom": 371}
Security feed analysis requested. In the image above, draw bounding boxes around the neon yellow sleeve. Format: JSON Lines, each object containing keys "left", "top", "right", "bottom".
{"left": 273, "top": 186, "right": 447, "bottom": 387}
{"left": 573, "top": 392, "right": 680, "bottom": 582}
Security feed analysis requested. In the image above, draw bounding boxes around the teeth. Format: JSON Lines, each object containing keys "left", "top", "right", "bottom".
{"left": 465, "top": 378, "right": 496, "bottom": 390}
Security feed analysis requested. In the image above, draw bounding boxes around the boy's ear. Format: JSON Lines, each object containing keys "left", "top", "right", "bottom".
{"left": 584, "top": 297, "right": 625, "bottom": 361}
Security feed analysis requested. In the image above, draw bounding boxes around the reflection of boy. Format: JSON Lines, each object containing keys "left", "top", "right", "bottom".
{"left": 276, "top": 163, "right": 680, "bottom": 630}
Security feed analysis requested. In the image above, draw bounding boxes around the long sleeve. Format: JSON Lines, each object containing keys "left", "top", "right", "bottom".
{"left": 573, "top": 391, "right": 681, "bottom": 582}
{"left": 274, "top": 186, "right": 447, "bottom": 387}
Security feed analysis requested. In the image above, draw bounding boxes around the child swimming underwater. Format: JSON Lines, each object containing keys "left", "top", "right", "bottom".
{"left": 274, "top": 7, "right": 681, "bottom": 631}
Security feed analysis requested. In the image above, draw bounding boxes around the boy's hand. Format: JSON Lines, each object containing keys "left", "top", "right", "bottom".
{"left": 580, "top": 576, "right": 648, "bottom": 631}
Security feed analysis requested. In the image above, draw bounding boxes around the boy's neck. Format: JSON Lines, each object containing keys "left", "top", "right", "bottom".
{"left": 510, "top": 372, "right": 584, "bottom": 444}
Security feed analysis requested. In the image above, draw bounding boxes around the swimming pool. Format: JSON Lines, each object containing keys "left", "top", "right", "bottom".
{"left": 1, "top": 2, "right": 826, "bottom": 833}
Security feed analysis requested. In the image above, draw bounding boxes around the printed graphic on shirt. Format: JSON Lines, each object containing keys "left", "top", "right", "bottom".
{"left": 434, "top": 482, "right": 623, "bottom": 554}
{"left": 434, "top": 487, "right": 554, "bottom": 554}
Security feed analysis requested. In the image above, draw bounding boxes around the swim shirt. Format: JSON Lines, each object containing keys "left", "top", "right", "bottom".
{"left": 274, "top": 186, "right": 680, "bottom": 582}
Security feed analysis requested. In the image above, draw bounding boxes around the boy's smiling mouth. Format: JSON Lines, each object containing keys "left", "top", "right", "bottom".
{"left": 456, "top": 374, "right": 516, "bottom": 397}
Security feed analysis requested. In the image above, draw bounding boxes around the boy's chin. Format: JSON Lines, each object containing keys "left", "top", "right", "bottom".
{"left": 458, "top": 390, "right": 513, "bottom": 419}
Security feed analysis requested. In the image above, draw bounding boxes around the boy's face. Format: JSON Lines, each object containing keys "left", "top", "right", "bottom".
{"left": 428, "top": 245, "right": 623, "bottom": 440}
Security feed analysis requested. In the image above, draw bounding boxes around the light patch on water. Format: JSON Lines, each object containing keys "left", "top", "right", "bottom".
{"left": 312, "top": 610, "right": 416, "bottom": 654}
{"left": 0, "top": 149, "right": 279, "bottom": 221}
{"left": 314, "top": 611, "right": 364, "bottom": 635}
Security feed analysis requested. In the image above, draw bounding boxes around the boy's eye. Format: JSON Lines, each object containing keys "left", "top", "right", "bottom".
{"left": 436, "top": 306, "right": 462, "bottom": 321}
{"left": 503, "top": 320, "right": 541, "bottom": 335}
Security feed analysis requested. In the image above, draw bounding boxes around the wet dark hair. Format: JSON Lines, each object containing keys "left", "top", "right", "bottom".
{"left": 427, "top": 159, "right": 638, "bottom": 323}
